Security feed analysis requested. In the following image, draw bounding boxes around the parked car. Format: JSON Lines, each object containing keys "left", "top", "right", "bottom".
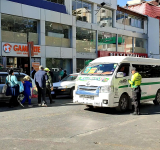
{"left": 0, "top": 70, "right": 37, "bottom": 102}
{"left": 51, "top": 73, "right": 79, "bottom": 98}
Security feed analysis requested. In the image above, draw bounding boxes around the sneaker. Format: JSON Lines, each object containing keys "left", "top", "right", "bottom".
{"left": 28, "top": 105, "right": 33, "bottom": 108}
{"left": 38, "top": 104, "right": 41, "bottom": 107}
{"left": 42, "top": 103, "right": 47, "bottom": 107}
{"left": 132, "top": 112, "right": 138, "bottom": 115}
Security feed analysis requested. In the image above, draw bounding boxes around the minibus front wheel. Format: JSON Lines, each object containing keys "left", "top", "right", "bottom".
{"left": 153, "top": 89, "right": 160, "bottom": 105}
{"left": 116, "top": 94, "right": 129, "bottom": 112}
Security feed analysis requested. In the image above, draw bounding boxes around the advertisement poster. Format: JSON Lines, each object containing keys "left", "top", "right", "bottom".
{"left": 32, "top": 62, "right": 40, "bottom": 72}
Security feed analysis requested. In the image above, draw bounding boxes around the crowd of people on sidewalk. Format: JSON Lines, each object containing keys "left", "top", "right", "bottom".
{"left": 5, "top": 65, "right": 67, "bottom": 108}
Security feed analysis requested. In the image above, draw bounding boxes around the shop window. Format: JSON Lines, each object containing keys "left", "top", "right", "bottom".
{"left": 134, "top": 38, "right": 146, "bottom": 53}
{"left": 132, "top": 65, "right": 160, "bottom": 78}
{"left": 1, "top": 14, "right": 38, "bottom": 44}
{"left": 46, "top": 58, "right": 72, "bottom": 82}
{"left": 72, "top": 0, "right": 92, "bottom": 23}
{"left": 117, "top": 35, "right": 133, "bottom": 53}
{"left": 97, "top": 6, "right": 112, "bottom": 27}
{"left": 116, "top": 11, "right": 144, "bottom": 29}
{"left": 77, "top": 59, "right": 93, "bottom": 72}
{"left": 98, "top": 32, "right": 116, "bottom": 52}
{"left": 76, "top": 27, "right": 96, "bottom": 53}
{"left": 45, "top": 22, "right": 71, "bottom": 48}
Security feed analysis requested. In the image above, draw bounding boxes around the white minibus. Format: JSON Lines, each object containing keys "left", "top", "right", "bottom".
{"left": 73, "top": 56, "right": 160, "bottom": 111}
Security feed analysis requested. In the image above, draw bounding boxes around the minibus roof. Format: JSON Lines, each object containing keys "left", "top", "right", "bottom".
{"left": 90, "top": 56, "right": 160, "bottom": 65}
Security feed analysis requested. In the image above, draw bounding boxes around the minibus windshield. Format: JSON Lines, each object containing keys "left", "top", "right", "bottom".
{"left": 81, "top": 63, "right": 117, "bottom": 75}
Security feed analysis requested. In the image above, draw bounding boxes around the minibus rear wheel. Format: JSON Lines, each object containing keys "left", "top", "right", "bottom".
{"left": 153, "top": 89, "right": 160, "bottom": 105}
{"left": 116, "top": 94, "right": 129, "bottom": 112}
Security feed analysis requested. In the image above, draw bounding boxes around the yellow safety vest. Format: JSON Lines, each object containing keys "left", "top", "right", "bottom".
{"left": 129, "top": 72, "right": 142, "bottom": 88}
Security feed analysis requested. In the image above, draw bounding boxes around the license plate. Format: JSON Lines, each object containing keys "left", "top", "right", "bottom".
{"left": 94, "top": 102, "right": 101, "bottom": 106}
{"left": 80, "top": 95, "right": 94, "bottom": 100}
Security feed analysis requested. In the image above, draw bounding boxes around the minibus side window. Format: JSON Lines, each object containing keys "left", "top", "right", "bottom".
{"left": 132, "top": 64, "right": 160, "bottom": 78}
{"left": 117, "top": 63, "right": 130, "bottom": 77}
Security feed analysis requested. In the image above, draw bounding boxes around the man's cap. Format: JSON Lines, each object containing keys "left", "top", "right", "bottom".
{"left": 44, "top": 68, "right": 50, "bottom": 72}
{"left": 131, "top": 67, "right": 136, "bottom": 71}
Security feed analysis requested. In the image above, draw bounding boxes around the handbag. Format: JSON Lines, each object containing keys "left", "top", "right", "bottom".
{"left": 2, "top": 84, "right": 8, "bottom": 94}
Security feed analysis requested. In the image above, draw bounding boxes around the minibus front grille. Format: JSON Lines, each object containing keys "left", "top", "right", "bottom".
{"left": 76, "top": 86, "right": 100, "bottom": 96}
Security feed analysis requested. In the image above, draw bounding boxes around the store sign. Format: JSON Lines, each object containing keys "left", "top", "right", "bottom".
{"left": 3, "top": 43, "right": 12, "bottom": 53}
{"left": 32, "top": 62, "right": 40, "bottom": 72}
{"left": 98, "top": 51, "right": 148, "bottom": 58}
{"left": 2, "top": 43, "right": 41, "bottom": 57}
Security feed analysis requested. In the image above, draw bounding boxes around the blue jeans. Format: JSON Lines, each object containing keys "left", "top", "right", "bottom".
{"left": 21, "top": 94, "right": 31, "bottom": 105}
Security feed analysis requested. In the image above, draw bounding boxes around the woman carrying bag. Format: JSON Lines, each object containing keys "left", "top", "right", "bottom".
{"left": 6, "top": 69, "right": 20, "bottom": 108}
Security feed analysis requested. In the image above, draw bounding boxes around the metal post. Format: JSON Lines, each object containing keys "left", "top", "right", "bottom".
{"left": 29, "top": 44, "right": 32, "bottom": 76}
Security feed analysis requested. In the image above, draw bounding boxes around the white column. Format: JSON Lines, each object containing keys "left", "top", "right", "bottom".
{"left": 39, "top": 9, "right": 46, "bottom": 67}
{"left": 92, "top": 3, "right": 97, "bottom": 24}
{"left": 72, "top": 16, "right": 77, "bottom": 73}
{"left": 65, "top": 0, "right": 72, "bottom": 15}
{"left": 113, "top": 10, "right": 116, "bottom": 28}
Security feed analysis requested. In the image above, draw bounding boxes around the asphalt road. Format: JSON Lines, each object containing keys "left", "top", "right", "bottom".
{"left": 0, "top": 96, "right": 160, "bottom": 150}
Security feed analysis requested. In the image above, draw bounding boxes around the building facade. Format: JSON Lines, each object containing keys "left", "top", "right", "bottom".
{"left": 0, "top": 0, "right": 159, "bottom": 79}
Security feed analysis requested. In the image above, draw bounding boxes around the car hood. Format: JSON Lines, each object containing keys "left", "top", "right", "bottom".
{"left": 53, "top": 81, "right": 75, "bottom": 87}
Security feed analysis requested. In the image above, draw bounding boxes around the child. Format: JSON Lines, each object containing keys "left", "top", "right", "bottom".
{"left": 21, "top": 76, "right": 32, "bottom": 107}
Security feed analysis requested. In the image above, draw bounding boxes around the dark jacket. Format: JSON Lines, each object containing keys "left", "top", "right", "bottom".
{"left": 62, "top": 73, "right": 67, "bottom": 80}
{"left": 34, "top": 70, "right": 48, "bottom": 88}
{"left": 31, "top": 70, "right": 36, "bottom": 79}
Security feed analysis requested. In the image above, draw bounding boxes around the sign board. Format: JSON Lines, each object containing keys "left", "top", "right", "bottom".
{"left": 98, "top": 51, "right": 148, "bottom": 58}
{"left": 2, "top": 42, "right": 41, "bottom": 57}
{"left": 32, "top": 62, "right": 40, "bottom": 72}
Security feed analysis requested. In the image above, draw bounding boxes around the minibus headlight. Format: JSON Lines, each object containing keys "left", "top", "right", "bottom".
{"left": 75, "top": 84, "right": 78, "bottom": 90}
{"left": 100, "top": 86, "right": 112, "bottom": 93}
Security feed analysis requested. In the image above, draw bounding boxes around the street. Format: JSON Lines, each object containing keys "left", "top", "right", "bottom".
{"left": 0, "top": 97, "right": 160, "bottom": 150}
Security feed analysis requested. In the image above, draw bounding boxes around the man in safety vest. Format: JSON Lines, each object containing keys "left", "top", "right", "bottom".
{"left": 129, "top": 67, "right": 142, "bottom": 115}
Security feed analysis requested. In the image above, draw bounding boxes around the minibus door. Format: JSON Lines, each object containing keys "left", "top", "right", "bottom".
{"left": 114, "top": 63, "right": 131, "bottom": 98}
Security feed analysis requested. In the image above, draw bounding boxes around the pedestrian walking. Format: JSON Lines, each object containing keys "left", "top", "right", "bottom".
{"left": 58, "top": 68, "right": 64, "bottom": 81}
{"left": 6, "top": 69, "right": 20, "bottom": 108}
{"left": 34, "top": 65, "right": 48, "bottom": 107}
{"left": 20, "top": 76, "right": 33, "bottom": 107}
{"left": 129, "top": 67, "right": 142, "bottom": 115}
{"left": 44, "top": 68, "right": 54, "bottom": 104}
{"left": 61, "top": 70, "right": 67, "bottom": 80}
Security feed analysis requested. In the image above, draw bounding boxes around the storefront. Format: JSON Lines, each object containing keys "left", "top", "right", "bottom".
{"left": 2, "top": 42, "right": 41, "bottom": 75}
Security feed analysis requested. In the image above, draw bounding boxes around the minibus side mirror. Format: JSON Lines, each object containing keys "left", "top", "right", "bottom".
{"left": 116, "top": 72, "right": 124, "bottom": 78}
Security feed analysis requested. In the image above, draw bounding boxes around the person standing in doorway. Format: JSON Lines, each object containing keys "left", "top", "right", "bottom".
{"left": 31, "top": 67, "right": 36, "bottom": 79}
{"left": 61, "top": 70, "right": 67, "bottom": 80}
{"left": 129, "top": 67, "right": 142, "bottom": 115}
{"left": 44, "top": 68, "right": 54, "bottom": 104}
{"left": 34, "top": 65, "right": 48, "bottom": 107}
{"left": 58, "top": 68, "right": 64, "bottom": 81}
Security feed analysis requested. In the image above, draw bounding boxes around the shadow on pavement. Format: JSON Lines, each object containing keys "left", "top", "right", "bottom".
{"left": 84, "top": 102, "right": 160, "bottom": 115}
{"left": 0, "top": 95, "right": 80, "bottom": 112}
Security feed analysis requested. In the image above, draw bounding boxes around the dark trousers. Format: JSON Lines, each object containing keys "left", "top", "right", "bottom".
{"left": 46, "top": 86, "right": 52, "bottom": 103}
{"left": 37, "top": 85, "right": 46, "bottom": 104}
{"left": 9, "top": 96, "right": 18, "bottom": 107}
{"left": 132, "top": 86, "right": 141, "bottom": 114}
